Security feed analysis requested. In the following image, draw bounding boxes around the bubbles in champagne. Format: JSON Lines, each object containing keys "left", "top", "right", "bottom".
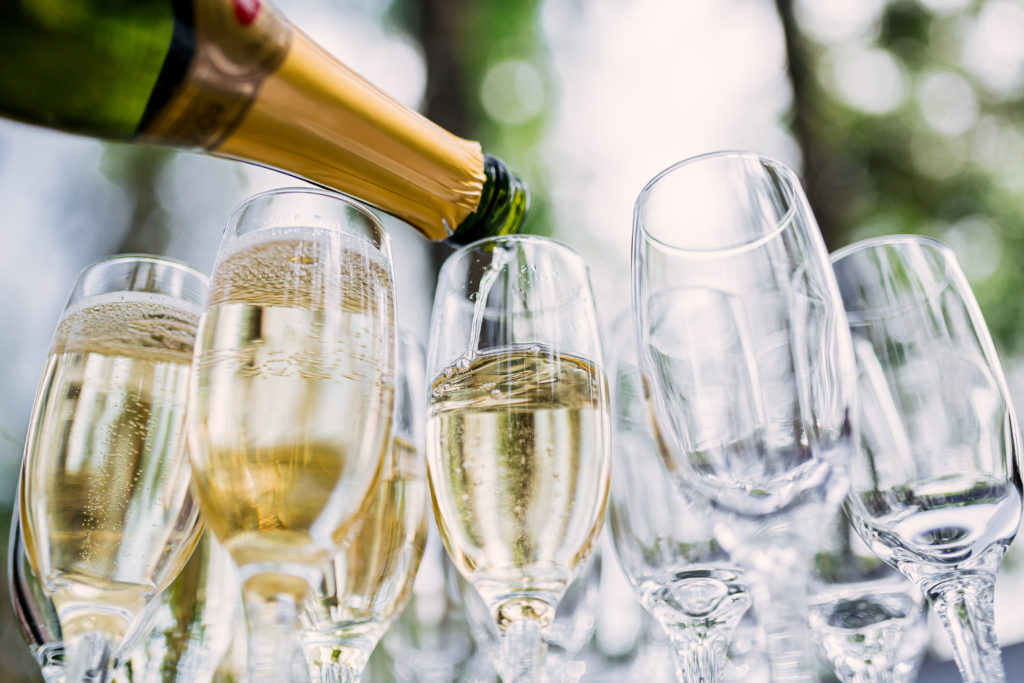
{"left": 425, "top": 344, "right": 610, "bottom": 615}
{"left": 189, "top": 228, "right": 395, "bottom": 578}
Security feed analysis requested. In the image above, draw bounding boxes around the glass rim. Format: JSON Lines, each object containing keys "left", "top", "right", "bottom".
{"left": 634, "top": 149, "right": 799, "bottom": 256}
{"left": 829, "top": 233, "right": 952, "bottom": 266}
{"left": 831, "top": 234, "right": 957, "bottom": 324}
{"left": 445, "top": 232, "right": 586, "bottom": 262}
{"left": 72, "top": 252, "right": 209, "bottom": 287}
{"left": 226, "top": 185, "right": 389, "bottom": 249}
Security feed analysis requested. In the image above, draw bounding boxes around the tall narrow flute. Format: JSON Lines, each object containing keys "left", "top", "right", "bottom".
{"left": 18, "top": 255, "right": 209, "bottom": 683}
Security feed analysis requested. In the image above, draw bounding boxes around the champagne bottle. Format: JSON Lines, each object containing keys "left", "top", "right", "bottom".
{"left": 0, "top": 0, "right": 528, "bottom": 244}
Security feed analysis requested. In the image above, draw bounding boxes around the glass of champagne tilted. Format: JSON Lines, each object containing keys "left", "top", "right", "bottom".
{"left": 631, "top": 151, "right": 858, "bottom": 681}
{"left": 186, "top": 187, "right": 396, "bottom": 683}
{"left": 605, "top": 311, "right": 751, "bottom": 683}
{"left": 832, "top": 235, "right": 1023, "bottom": 683}
{"left": 425, "top": 235, "right": 612, "bottom": 683}
{"left": 9, "top": 505, "right": 65, "bottom": 683}
{"left": 17, "top": 254, "right": 209, "bottom": 683}
{"left": 299, "top": 329, "right": 430, "bottom": 682}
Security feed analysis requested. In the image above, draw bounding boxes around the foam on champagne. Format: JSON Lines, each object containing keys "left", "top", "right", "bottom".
{"left": 22, "top": 292, "right": 202, "bottom": 643}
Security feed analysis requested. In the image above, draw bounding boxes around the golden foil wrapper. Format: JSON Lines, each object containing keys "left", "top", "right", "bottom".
{"left": 143, "top": 0, "right": 485, "bottom": 240}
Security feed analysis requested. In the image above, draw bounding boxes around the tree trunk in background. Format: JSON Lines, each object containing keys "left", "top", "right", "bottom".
{"left": 773, "top": 0, "right": 842, "bottom": 249}
{"left": 403, "top": 0, "right": 471, "bottom": 269}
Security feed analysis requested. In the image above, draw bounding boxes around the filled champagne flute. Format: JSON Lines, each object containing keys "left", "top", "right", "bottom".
{"left": 115, "top": 530, "right": 240, "bottom": 683}
{"left": 832, "top": 235, "right": 1022, "bottom": 683}
{"left": 631, "top": 151, "right": 857, "bottom": 681}
{"left": 299, "top": 330, "right": 430, "bottom": 682}
{"left": 606, "top": 311, "right": 751, "bottom": 683}
{"left": 186, "top": 187, "right": 396, "bottom": 682}
{"left": 18, "top": 254, "right": 209, "bottom": 683}
{"left": 425, "top": 235, "right": 611, "bottom": 683}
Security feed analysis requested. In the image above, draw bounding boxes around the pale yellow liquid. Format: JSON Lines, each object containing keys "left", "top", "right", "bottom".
{"left": 189, "top": 229, "right": 395, "bottom": 592}
{"left": 425, "top": 346, "right": 611, "bottom": 623}
{"left": 20, "top": 292, "right": 203, "bottom": 642}
{"left": 302, "top": 437, "right": 428, "bottom": 651}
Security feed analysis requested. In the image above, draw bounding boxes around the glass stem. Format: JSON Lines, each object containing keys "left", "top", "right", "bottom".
{"left": 670, "top": 636, "right": 721, "bottom": 683}
{"left": 244, "top": 590, "right": 301, "bottom": 683}
{"left": 305, "top": 643, "right": 371, "bottom": 683}
{"left": 753, "top": 567, "right": 817, "bottom": 682}
{"left": 501, "top": 618, "right": 546, "bottom": 683}
{"left": 927, "top": 574, "right": 1004, "bottom": 683}
{"left": 64, "top": 630, "right": 114, "bottom": 683}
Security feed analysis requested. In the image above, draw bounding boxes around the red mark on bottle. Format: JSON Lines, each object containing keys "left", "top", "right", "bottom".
{"left": 233, "top": 0, "right": 260, "bottom": 25}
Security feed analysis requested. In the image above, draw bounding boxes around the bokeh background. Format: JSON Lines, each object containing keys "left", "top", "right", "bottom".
{"left": 2, "top": 0, "right": 1024, "bottom": 679}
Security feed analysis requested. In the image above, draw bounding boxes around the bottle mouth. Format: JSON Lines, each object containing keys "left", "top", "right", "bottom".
{"left": 448, "top": 155, "right": 530, "bottom": 245}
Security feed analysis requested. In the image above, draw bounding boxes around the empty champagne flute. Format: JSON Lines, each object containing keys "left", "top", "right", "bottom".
{"left": 808, "top": 507, "right": 928, "bottom": 683}
{"left": 832, "top": 235, "right": 1023, "bottom": 683}
{"left": 187, "top": 188, "right": 397, "bottom": 682}
{"left": 425, "top": 235, "right": 611, "bottom": 683}
{"left": 632, "top": 151, "right": 857, "bottom": 681}
{"left": 606, "top": 311, "right": 751, "bottom": 683}
{"left": 299, "top": 329, "right": 430, "bottom": 682}
{"left": 18, "top": 254, "right": 209, "bottom": 683}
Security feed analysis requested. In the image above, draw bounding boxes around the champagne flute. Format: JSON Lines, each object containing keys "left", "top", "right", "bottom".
{"left": 606, "top": 311, "right": 751, "bottom": 683}
{"left": 18, "top": 254, "right": 209, "bottom": 683}
{"left": 425, "top": 235, "right": 611, "bottom": 683}
{"left": 9, "top": 504, "right": 65, "bottom": 683}
{"left": 186, "top": 187, "right": 396, "bottom": 683}
{"left": 631, "top": 151, "right": 857, "bottom": 681}
{"left": 831, "top": 235, "right": 1023, "bottom": 683}
{"left": 299, "top": 329, "right": 430, "bottom": 682}
{"left": 808, "top": 508, "right": 928, "bottom": 683}
{"left": 116, "top": 530, "right": 240, "bottom": 683}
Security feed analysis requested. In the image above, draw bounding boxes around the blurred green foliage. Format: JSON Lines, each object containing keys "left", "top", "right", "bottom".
{"left": 780, "top": 0, "right": 1024, "bottom": 353}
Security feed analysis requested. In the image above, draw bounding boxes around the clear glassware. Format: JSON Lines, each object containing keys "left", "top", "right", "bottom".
{"left": 378, "top": 527, "right": 476, "bottom": 683}
{"left": 831, "top": 235, "right": 1023, "bottom": 683}
{"left": 631, "top": 151, "right": 857, "bottom": 681}
{"left": 18, "top": 254, "right": 209, "bottom": 683}
{"left": 606, "top": 311, "right": 751, "bottom": 683}
{"left": 808, "top": 507, "right": 928, "bottom": 683}
{"left": 425, "top": 235, "right": 612, "bottom": 683}
{"left": 456, "top": 545, "right": 602, "bottom": 682}
{"left": 115, "top": 530, "right": 240, "bottom": 683}
{"left": 186, "top": 187, "right": 397, "bottom": 683}
{"left": 9, "top": 504, "right": 65, "bottom": 683}
{"left": 298, "top": 330, "right": 430, "bottom": 682}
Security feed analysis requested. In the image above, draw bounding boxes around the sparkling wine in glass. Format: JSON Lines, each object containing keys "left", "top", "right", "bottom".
{"left": 832, "top": 235, "right": 1023, "bottom": 683}
{"left": 606, "top": 311, "right": 751, "bottom": 683}
{"left": 299, "top": 330, "right": 430, "bottom": 682}
{"left": 425, "top": 235, "right": 611, "bottom": 683}
{"left": 18, "top": 254, "right": 209, "bottom": 683}
{"left": 632, "top": 151, "right": 857, "bottom": 681}
{"left": 187, "top": 188, "right": 396, "bottom": 682}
